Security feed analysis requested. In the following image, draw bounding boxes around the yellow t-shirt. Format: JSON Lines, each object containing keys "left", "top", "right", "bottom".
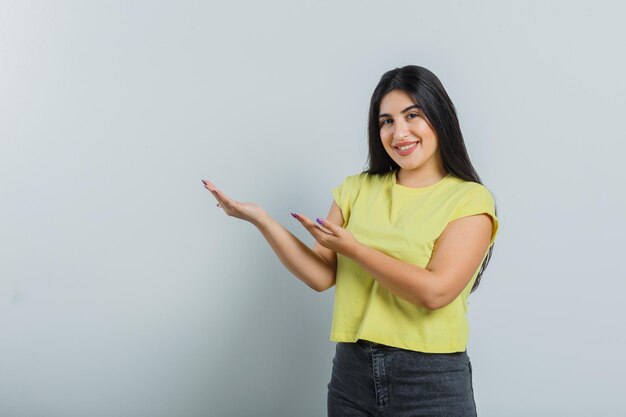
{"left": 330, "top": 170, "right": 499, "bottom": 353}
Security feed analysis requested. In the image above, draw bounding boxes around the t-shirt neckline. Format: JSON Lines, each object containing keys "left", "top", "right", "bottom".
{"left": 391, "top": 171, "right": 452, "bottom": 193}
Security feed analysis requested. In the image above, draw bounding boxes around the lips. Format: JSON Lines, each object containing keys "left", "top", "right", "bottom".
{"left": 394, "top": 141, "right": 419, "bottom": 149}
{"left": 394, "top": 141, "right": 420, "bottom": 156}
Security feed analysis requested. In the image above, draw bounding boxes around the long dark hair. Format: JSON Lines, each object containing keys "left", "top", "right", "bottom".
{"left": 363, "top": 65, "right": 497, "bottom": 293}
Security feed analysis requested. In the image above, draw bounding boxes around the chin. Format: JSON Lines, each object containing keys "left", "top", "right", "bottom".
{"left": 398, "top": 161, "right": 421, "bottom": 169}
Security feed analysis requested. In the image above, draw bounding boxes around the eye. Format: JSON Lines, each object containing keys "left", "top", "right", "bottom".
{"left": 408, "top": 112, "right": 419, "bottom": 119}
{"left": 381, "top": 119, "right": 392, "bottom": 126}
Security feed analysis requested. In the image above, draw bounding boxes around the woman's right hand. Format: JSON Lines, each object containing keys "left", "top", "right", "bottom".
{"left": 202, "top": 179, "right": 268, "bottom": 225}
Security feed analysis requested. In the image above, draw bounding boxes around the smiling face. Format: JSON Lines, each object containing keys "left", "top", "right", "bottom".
{"left": 378, "top": 89, "right": 446, "bottom": 185}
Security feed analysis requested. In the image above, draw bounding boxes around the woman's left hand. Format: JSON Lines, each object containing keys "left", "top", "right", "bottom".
{"left": 291, "top": 213, "right": 362, "bottom": 259}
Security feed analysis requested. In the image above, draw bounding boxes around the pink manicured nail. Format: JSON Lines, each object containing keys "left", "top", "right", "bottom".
{"left": 316, "top": 218, "right": 324, "bottom": 225}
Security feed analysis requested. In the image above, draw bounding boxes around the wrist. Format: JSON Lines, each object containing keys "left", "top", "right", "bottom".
{"left": 251, "top": 211, "right": 271, "bottom": 229}
{"left": 348, "top": 241, "right": 367, "bottom": 262}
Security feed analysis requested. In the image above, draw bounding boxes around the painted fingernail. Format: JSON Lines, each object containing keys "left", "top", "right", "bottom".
{"left": 291, "top": 212, "right": 299, "bottom": 219}
{"left": 316, "top": 218, "right": 324, "bottom": 225}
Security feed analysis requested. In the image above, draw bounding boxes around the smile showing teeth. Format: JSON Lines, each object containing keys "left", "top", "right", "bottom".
{"left": 398, "top": 143, "right": 416, "bottom": 150}
{"left": 394, "top": 141, "right": 420, "bottom": 156}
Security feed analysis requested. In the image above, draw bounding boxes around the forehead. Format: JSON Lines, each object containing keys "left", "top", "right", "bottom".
{"left": 379, "top": 90, "right": 419, "bottom": 113}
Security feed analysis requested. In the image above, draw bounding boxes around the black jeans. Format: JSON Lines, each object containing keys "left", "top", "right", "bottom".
{"left": 327, "top": 340, "right": 477, "bottom": 417}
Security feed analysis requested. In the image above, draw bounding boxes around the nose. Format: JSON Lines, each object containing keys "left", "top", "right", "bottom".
{"left": 393, "top": 119, "right": 410, "bottom": 140}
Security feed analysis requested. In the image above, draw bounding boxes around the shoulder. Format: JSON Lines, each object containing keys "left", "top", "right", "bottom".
{"left": 445, "top": 176, "right": 499, "bottom": 244}
{"left": 446, "top": 176, "right": 496, "bottom": 202}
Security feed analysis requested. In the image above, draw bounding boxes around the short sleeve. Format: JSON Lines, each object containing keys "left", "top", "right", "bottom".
{"left": 331, "top": 178, "right": 350, "bottom": 227}
{"left": 331, "top": 174, "right": 364, "bottom": 227}
{"left": 450, "top": 186, "right": 499, "bottom": 247}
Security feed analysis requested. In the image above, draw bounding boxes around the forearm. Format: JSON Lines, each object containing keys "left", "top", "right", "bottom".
{"left": 252, "top": 214, "right": 335, "bottom": 292}
{"left": 350, "top": 243, "right": 437, "bottom": 309}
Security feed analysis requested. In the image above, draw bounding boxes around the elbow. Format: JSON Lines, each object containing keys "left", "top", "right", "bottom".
{"left": 310, "top": 277, "right": 336, "bottom": 293}
{"left": 311, "top": 284, "right": 332, "bottom": 293}
{"left": 418, "top": 274, "right": 455, "bottom": 310}
{"left": 422, "top": 297, "right": 447, "bottom": 311}
{"left": 317, "top": 281, "right": 336, "bottom": 292}
{"left": 420, "top": 287, "right": 452, "bottom": 311}
{"left": 421, "top": 297, "right": 441, "bottom": 311}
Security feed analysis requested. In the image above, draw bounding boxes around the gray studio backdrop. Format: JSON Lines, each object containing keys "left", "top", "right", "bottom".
{"left": 1, "top": 1, "right": 624, "bottom": 416}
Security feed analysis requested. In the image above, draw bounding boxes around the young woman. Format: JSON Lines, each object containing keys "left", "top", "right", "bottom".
{"left": 203, "top": 65, "right": 499, "bottom": 417}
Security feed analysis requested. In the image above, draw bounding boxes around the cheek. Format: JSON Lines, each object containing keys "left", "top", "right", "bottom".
{"left": 413, "top": 119, "right": 432, "bottom": 133}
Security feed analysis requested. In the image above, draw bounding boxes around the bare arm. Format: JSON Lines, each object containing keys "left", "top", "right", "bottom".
{"left": 202, "top": 179, "right": 341, "bottom": 292}
{"left": 349, "top": 213, "right": 494, "bottom": 309}
{"left": 253, "top": 213, "right": 335, "bottom": 292}
{"left": 292, "top": 204, "right": 493, "bottom": 310}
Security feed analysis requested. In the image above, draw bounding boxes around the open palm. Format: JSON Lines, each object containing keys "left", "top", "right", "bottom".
{"left": 202, "top": 179, "right": 267, "bottom": 224}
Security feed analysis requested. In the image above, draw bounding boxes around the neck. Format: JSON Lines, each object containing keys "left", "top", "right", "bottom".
{"left": 396, "top": 168, "right": 448, "bottom": 188}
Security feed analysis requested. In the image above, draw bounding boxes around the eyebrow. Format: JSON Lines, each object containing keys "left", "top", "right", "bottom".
{"left": 378, "top": 104, "right": 422, "bottom": 119}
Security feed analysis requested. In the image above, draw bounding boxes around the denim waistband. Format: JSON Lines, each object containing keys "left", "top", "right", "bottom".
{"left": 356, "top": 339, "right": 395, "bottom": 349}
{"left": 329, "top": 339, "right": 475, "bottom": 415}
{"left": 355, "top": 339, "right": 467, "bottom": 355}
